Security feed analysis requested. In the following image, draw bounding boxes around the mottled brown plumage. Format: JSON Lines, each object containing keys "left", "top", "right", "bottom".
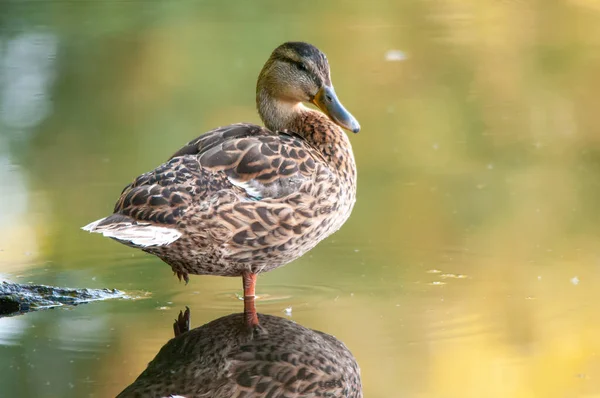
{"left": 82, "top": 42, "right": 360, "bottom": 289}
{"left": 117, "top": 310, "right": 363, "bottom": 398}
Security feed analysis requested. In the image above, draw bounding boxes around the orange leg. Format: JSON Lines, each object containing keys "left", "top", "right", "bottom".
{"left": 242, "top": 272, "right": 259, "bottom": 327}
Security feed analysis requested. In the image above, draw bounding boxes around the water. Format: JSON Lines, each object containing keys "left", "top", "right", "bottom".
{"left": 2, "top": 0, "right": 600, "bottom": 397}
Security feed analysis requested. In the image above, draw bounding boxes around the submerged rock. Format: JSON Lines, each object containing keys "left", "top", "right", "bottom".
{"left": 0, "top": 281, "right": 126, "bottom": 317}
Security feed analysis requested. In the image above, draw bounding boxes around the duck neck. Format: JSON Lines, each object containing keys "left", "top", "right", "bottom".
{"left": 256, "top": 88, "right": 356, "bottom": 185}
{"left": 256, "top": 87, "right": 301, "bottom": 133}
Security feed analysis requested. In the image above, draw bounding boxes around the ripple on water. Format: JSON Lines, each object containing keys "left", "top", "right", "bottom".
{"left": 203, "top": 283, "right": 345, "bottom": 313}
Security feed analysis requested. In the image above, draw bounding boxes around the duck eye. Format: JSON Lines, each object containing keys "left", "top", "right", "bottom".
{"left": 296, "top": 62, "right": 307, "bottom": 71}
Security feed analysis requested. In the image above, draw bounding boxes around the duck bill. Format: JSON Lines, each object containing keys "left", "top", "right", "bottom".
{"left": 312, "top": 86, "right": 360, "bottom": 133}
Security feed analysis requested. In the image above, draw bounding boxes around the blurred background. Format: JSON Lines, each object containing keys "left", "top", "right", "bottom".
{"left": 1, "top": 0, "right": 600, "bottom": 397}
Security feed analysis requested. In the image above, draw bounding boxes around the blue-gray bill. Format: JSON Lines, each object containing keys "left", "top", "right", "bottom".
{"left": 312, "top": 86, "right": 360, "bottom": 133}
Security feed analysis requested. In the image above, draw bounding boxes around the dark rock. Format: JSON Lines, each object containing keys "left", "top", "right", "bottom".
{"left": 0, "top": 281, "right": 126, "bottom": 317}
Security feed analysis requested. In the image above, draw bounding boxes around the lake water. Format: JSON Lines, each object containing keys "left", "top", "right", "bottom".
{"left": 1, "top": 1, "right": 600, "bottom": 397}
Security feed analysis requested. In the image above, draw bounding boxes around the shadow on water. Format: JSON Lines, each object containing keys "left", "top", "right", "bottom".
{"left": 118, "top": 306, "right": 363, "bottom": 398}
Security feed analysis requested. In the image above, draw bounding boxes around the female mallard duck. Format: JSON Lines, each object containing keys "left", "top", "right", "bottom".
{"left": 117, "top": 309, "right": 363, "bottom": 397}
{"left": 82, "top": 42, "right": 360, "bottom": 323}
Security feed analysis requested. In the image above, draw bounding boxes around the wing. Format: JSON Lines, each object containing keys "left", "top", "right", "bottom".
{"left": 169, "top": 122, "right": 272, "bottom": 159}
{"left": 84, "top": 122, "right": 336, "bottom": 253}
{"left": 110, "top": 123, "right": 325, "bottom": 224}
{"left": 196, "top": 129, "right": 322, "bottom": 200}
{"left": 112, "top": 123, "right": 272, "bottom": 223}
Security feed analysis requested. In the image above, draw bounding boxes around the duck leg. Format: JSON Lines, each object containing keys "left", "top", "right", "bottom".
{"left": 242, "top": 272, "right": 259, "bottom": 327}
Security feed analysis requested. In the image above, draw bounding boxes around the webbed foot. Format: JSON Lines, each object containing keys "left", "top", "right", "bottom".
{"left": 173, "top": 270, "right": 190, "bottom": 284}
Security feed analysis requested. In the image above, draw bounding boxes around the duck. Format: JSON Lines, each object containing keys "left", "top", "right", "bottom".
{"left": 82, "top": 42, "right": 360, "bottom": 325}
{"left": 117, "top": 308, "right": 363, "bottom": 398}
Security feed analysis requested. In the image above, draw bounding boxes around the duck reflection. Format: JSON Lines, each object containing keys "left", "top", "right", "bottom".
{"left": 118, "top": 305, "right": 363, "bottom": 398}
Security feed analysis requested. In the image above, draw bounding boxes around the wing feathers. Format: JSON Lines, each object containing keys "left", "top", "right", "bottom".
{"left": 82, "top": 215, "right": 182, "bottom": 247}
{"left": 88, "top": 123, "right": 330, "bottom": 254}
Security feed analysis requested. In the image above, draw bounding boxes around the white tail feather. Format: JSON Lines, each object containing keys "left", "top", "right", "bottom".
{"left": 81, "top": 217, "right": 109, "bottom": 232}
{"left": 82, "top": 217, "right": 182, "bottom": 247}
